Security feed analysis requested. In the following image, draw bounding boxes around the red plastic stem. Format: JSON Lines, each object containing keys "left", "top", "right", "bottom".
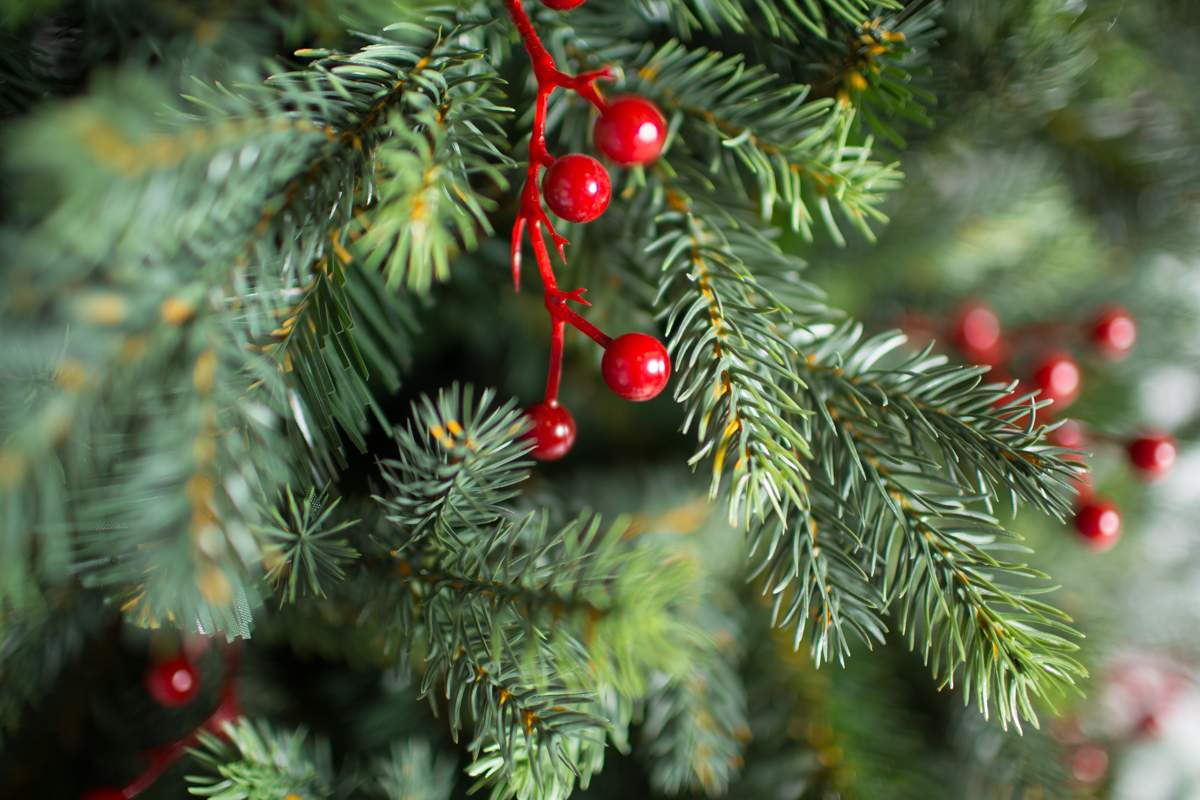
{"left": 505, "top": 0, "right": 614, "bottom": 404}
{"left": 545, "top": 319, "right": 565, "bottom": 402}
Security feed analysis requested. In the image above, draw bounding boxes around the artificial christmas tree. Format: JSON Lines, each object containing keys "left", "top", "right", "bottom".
{"left": 1, "top": 0, "right": 1197, "bottom": 798}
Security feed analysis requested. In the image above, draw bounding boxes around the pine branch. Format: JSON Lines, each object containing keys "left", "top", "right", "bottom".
{"left": 641, "top": 640, "right": 749, "bottom": 796}
{"left": 605, "top": 41, "right": 903, "bottom": 244}
{"left": 0, "top": 14, "right": 511, "bottom": 621}
{"left": 624, "top": 0, "right": 900, "bottom": 41}
{"left": 187, "top": 719, "right": 334, "bottom": 799}
{"left": 256, "top": 486, "right": 359, "bottom": 605}
{"left": 749, "top": 500, "right": 887, "bottom": 667}
{"left": 796, "top": 321, "right": 1081, "bottom": 517}
{"left": 651, "top": 192, "right": 816, "bottom": 526}
{"left": 261, "top": 261, "right": 417, "bottom": 467}
{"left": 375, "top": 385, "right": 532, "bottom": 550}
{"left": 373, "top": 739, "right": 457, "bottom": 800}
{"left": 0, "top": 589, "right": 109, "bottom": 744}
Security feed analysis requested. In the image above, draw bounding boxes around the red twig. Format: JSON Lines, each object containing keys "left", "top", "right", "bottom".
{"left": 505, "top": 0, "right": 612, "bottom": 404}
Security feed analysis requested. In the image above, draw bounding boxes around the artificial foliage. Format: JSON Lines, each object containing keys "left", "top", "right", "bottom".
{"left": 1, "top": 0, "right": 1195, "bottom": 798}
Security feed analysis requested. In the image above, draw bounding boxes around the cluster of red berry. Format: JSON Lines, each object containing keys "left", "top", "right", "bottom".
{"left": 943, "top": 302, "right": 1177, "bottom": 551}
{"left": 504, "top": 0, "right": 672, "bottom": 462}
{"left": 83, "top": 646, "right": 240, "bottom": 800}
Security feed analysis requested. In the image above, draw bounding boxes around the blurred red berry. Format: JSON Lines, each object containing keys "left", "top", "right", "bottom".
{"left": 1033, "top": 353, "right": 1082, "bottom": 409}
{"left": 1074, "top": 499, "right": 1121, "bottom": 550}
{"left": 1128, "top": 433, "right": 1176, "bottom": 479}
{"left": 1089, "top": 305, "right": 1136, "bottom": 360}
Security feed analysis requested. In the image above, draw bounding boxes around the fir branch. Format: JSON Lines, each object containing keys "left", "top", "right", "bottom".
{"left": 651, "top": 193, "right": 816, "bottom": 526}
{"left": 878, "top": 482, "right": 1085, "bottom": 731}
{"left": 627, "top": 0, "right": 900, "bottom": 41}
{"left": 420, "top": 622, "right": 604, "bottom": 781}
{"left": 187, "top": 719, "right": 334, "bottom": 799}
{"left": 256, "top": 486, "right": 359, "bottom": 605}
{"left": 375, "top": 385, "right": 532, "bottom": 550}
{"left": 623, "top": 41, "right": 903, "bottom": 243}
{"left": 373, "top": 739, "right": 457, "bottom": 800}
{"left": 258, "top": 260, "right": 417, "bottom": 466}
{"left": 749, "top": 500, "right": 887, "bottom": 667}
{"left": 0, "top": 16, "right": 513, "bottom": 622}
{"left": 641, "top": 645, "right": 749, "bottom": 796}
{"left": 795, "top": 321, "right": 1081, "bottom": 517}
{"left": 0, "top": 589, "right": 109, "bottom": 744}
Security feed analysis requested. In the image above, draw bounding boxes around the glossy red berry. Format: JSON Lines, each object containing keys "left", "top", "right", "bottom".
{"left": 541, "top": 0, "right": 586, "bottom": 8}
{"left": 1089, "top": 305, "right": 1136, "bottom": 360}
{"left": 951, "top": 301, "right": 1004, "bottom": 364}
{"left": 602, "top": 333, "right": 670, "bottom": 401}
{"left": 1032, "top": 353, "right": 1081, "bottom": 409}
{"left": 594, "top": 97, "right": 667, "bottom": 165}
{"left": 145, "top": 656, "right": 199, "bottom": 708}
{"left": 524, "top": 402, "right": 576, "bottom": 461}
{"left": 1128, "top": 433, "right": 1176, "bottom": 479}
{"left": 542, "top": 154, "right": 610, "bottom": 223}
{"left": 1074, "top": 499, "right": 1121, "bottom": 551}
{"left": 1069, "top": 744, "right": 1109, "bottom": 785}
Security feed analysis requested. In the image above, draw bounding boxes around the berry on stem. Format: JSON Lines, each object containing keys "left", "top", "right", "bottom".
{"left": 1074, "top": 499, "right": 1121, "bottom": 551}
{"left": 145, "top": 656, "right": 199, "bottom": 708}
{"left": 1089, "top": 305, "right": 1137, "bottom": 360}
{"left": 602, "top": 333, "right": 670, "bottom": 401}
{"left": 525, "top": 402, "right": 576, "bottom": 460}
{"left": 951, "top": 301, "right": 1004, "bottom": 364}
{"left": 1128, "top": 433, "right": 1176, "bottom": 479}
{"left": 1033, "top": 352, "right": 1082, "bottom": 409}
{"left": 542, "top": 154, "right": 611, "bottom": 223}
{"left": 594, "top": 96, "right": 667, "bottom": 165}
{"left": 542, "top": 0, "right": 586, "bottom": 8}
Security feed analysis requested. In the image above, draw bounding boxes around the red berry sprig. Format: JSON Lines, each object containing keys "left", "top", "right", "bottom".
{"left": 86, "top": 645, "right": 242, "bottom": 800}
{"left": 505, "top": 0, "right": 671, "bottom": 460}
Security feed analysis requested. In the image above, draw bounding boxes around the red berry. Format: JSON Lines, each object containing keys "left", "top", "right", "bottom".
{"left": 145, "top": 656, "right": 199, "bottom": 708}
{"left": 541, "top": 0, "right": 585, "bottom": 8}
{"left": 1049, "top": 418, "right": 1087, "bottom": 449}
{"left": 594, "top": 97, "right": 667, "bottom": 165}
{"left": 1089, "top": 305, "right": 1136, "bottom": 360}
{"left": 82, "top": 790, "right": 126, "bottom": 800}
{"left": 1128, "top": 433, "right": 1176, "bottom": 479}
{"left": 1074, "top": 499, "right": 1121, "bottom": 551}
{"left": 1032, "top": 353, "right": 1081, "bottom": 409}
{"left": 1069, "top": 745, "right": 1109, "bottom": 784}
{"left": 602, "top": 333, "right": 671, "bottom": 402}
{"left": 951, "top": 301, "right": 1004, "bottom": 364}
{"left": 542, "top": 154, "right": 610, "bottom": 223}
{"left": 524, "top": 402, "right": 576, "bottom": 461}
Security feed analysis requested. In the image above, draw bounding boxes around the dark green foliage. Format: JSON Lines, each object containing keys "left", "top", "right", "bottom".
{"left": 0, "top": 0, "right": 1145, "bottom": 797}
